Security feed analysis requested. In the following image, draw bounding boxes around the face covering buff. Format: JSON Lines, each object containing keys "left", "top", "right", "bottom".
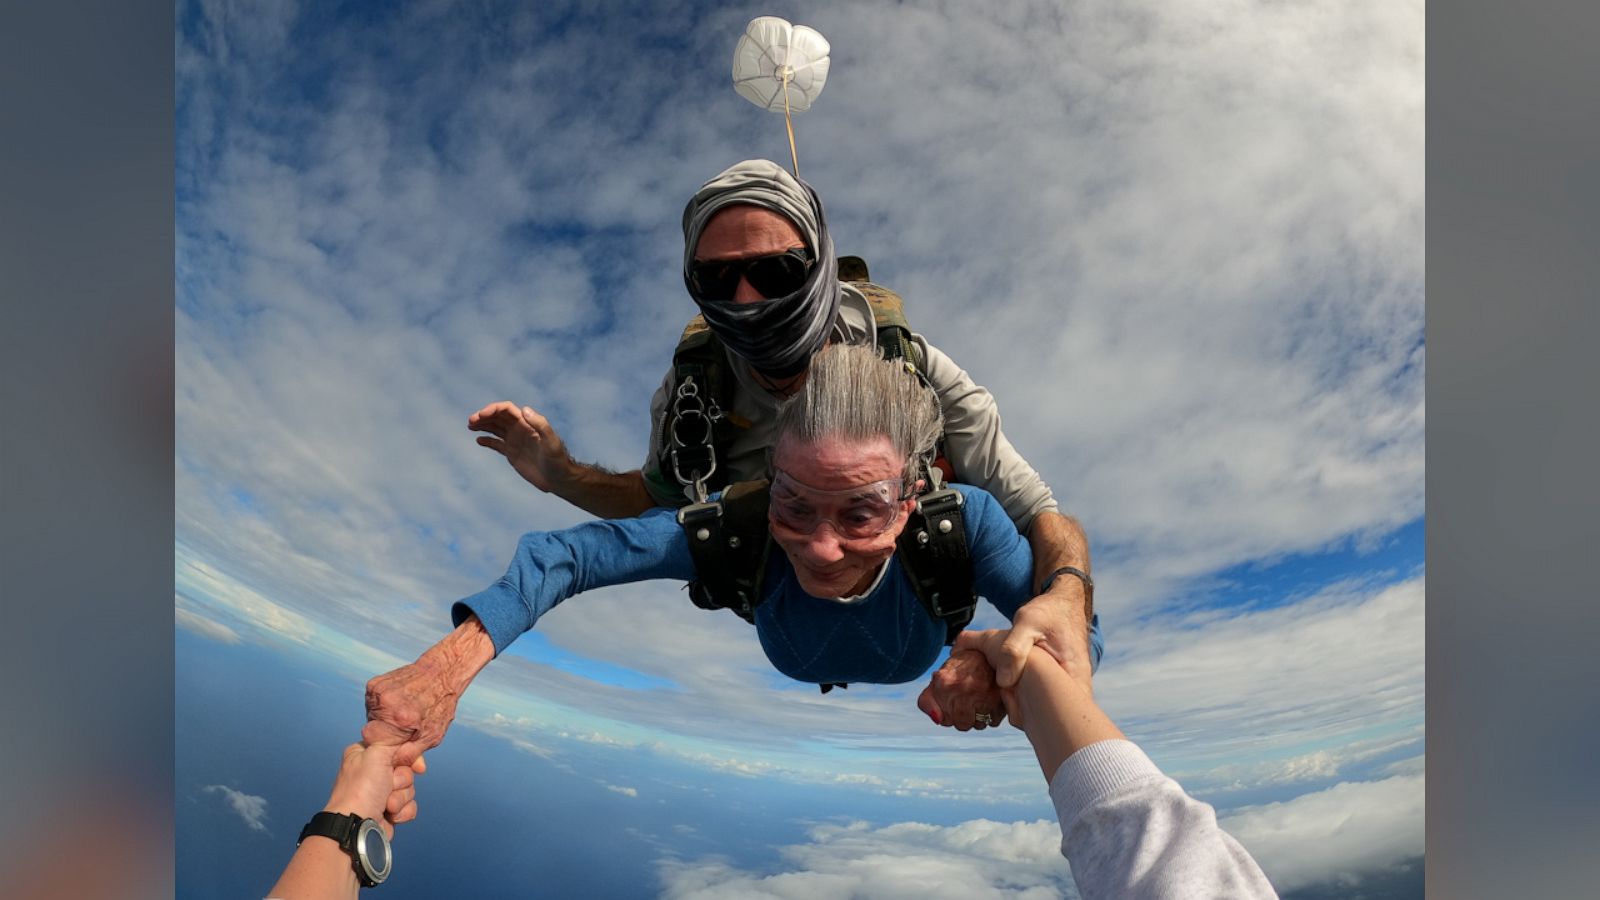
{"left": 681, "top": 159, "right": 841, "bottom": 380}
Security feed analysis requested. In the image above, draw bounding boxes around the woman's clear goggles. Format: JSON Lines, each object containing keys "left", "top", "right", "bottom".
{"left": 768, "top": 470, "right": 912, "bottom": 539}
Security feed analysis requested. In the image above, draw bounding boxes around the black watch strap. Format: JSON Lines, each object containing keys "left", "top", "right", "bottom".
{"left": 298, "top": 811, "right": 381, "bottom": 887}
{"left": 299, "top": 811, "right": 360, "bottom": 848}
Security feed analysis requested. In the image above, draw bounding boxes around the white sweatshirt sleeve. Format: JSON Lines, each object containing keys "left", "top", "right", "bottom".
{"left": 1050, "top": 740, "right": 1279, "bottom": 900}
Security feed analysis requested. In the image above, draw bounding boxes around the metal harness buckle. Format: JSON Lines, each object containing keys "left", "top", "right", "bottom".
{"left": 668, "top": 376, "right": 723, "bottom": 503}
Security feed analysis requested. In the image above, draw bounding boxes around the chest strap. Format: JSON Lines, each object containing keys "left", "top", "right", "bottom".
{"left": 894, "top": 487, "right": 977, "bottom": 645}
{"left": 677, "top": 479, "right": 772, "bottom": 624}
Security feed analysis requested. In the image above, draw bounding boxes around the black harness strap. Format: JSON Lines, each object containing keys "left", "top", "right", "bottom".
{"left": 894, "top": 488, "right": 977, "bottom": 645}
{"left": 678, "top": 479, "right": 772, "bottom": 624}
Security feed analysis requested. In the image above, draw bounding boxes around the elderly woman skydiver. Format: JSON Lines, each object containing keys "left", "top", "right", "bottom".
{"left": 364, "top": 343, "right": 1102, "bottom": 763}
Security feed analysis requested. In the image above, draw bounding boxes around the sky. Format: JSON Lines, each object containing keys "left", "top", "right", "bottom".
{"left": 174, "top": 0, "right": 1424, "bottom": 896}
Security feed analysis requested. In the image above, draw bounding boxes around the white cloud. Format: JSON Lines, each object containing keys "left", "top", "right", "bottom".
{"left": 467, "top": 713, "right": 559, "bottom": 761}
{"left": 176, "top": 543, "right": 410, "bottom": 682}
{"left": 510, "top": 739, "right": 556, "bottom": 760}
{"left": 658, "top": 818, "right": 1075, "bottom": 900}
{"left": 1183, "top": 736, "right": 1424, "bottom": 793}
{"left": 561, "top": 730, "right": 634, "bottom": 747}
{"left": 606, "top": 784, "right": 639, "bottom": 798}
{"left": 175, "top": 553, "right": 316, "bottom": 647}
{"left": 1221, "top": 773, "right": 1425, "bottom": 892}
{"left": 658, "top": 771, "right": 1424, "bottom": 898}
{"left": 174, "top": 603, "right": 241, "bottom": 644}
{"left": 1097, "top": 576, "right": 1425, "bottom": 774}
{"left": 830, "top": 773, "right": 888, "bottom": 786}
{"left": 204, "top": 784, "right": 270, "bottom": 834}
{"left": 1380, "top": 754, "right": 1426, "bottom": 778}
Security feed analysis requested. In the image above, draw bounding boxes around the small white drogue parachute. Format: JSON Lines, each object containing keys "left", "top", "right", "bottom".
{"left": 732, "top": 16, "right": 831, "bottom": 113}
{"left": 731, "top": 16, "right": 831, "bottom": 177}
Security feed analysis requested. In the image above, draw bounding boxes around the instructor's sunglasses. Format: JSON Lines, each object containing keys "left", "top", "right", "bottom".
{"left": 689, "top": 247, "right": 814, "bottom": 302}
{"left": 768, "top": 470, "right": 912, "bottom": 539}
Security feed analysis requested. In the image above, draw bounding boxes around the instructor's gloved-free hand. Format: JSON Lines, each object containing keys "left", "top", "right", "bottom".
{"left": 996, "top": 588, "right": 1093, "bottom": 694}
{"left": 325, "top": 743, "right": 425, "bottom": 836}
{"left": 916, "top": 649, "right": 1007, "bottom": 731}
{"left": 468, "top": 401, "right": 574, "bottom": 494}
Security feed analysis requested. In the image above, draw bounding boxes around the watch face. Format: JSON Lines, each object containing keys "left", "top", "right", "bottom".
{"left": 354, "top": 818, "right": 391, "bottom": 884}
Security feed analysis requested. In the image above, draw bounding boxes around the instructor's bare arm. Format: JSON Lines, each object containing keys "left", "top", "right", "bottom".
{"left": 469, "top": 401, "right": 655, "bottom": 519}
{"left": 555, "top": 462, "right": 656, "bottom": 519}
{"left": 997, "top": 510, "right": 1094, "bottom": 691}
{"left": 1029, "top": 511, "right": 1092, "bottom": 622}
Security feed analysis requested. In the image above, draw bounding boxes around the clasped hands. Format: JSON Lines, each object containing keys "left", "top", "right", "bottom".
{"left": 919, "top": 596, "right": 1093, "bottom": 732}
{"left": 918, "top": 630, "right": 1046, "bottom": 732}
{"left": 343, "top": 648, "right": 476, "bottom": 837}
{"left": 337, "top": 642, "right": 476, "bottom": 837}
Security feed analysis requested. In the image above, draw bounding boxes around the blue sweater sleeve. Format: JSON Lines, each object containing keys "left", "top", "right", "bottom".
{"left": 451, "top": 507, "right": 697, "bottom": 655}
{"left": 957, "top": 484, "right": 1035, "bottom": 619}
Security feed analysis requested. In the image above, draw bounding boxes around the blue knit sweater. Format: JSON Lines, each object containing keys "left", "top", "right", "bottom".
{"left": 453, "top": 484, "right": 1103, "bottom": 685}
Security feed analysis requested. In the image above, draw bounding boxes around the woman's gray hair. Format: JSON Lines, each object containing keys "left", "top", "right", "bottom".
{"left": 773, "top": 343, "right": 942, "bottom": 485}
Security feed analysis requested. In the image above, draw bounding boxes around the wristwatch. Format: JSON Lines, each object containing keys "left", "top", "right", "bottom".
{"left": 298, "top": 811, "right": 391, "bottom": 887}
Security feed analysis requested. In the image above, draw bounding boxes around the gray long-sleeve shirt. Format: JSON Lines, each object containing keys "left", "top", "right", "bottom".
{"left": 1051, "top": 740, "right": 1279, "bottom": 899}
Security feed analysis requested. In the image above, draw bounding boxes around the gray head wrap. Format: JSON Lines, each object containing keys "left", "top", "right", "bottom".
{"left": 681, "top": 159, "right": 840, "bottom": 380}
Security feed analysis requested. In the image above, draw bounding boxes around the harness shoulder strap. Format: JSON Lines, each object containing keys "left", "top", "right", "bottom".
{"left": 839, "top": 255, "right": 924, "bottom": 370}
{"left": 678, "top": 479, "right": 773, "bottom": 624}
{"left": 672, "top": 315, "right": 722, "bottom": 384}
{"left": 894, "top": 488, "right": 977, "bottom": 645}
{"left": 855, "top": 282, "right": 926, "bottom": 373}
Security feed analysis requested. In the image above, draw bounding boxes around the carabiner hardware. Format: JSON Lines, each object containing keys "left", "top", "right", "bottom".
{"left": 668, "top": 376, "right": 723, "bottom": 503}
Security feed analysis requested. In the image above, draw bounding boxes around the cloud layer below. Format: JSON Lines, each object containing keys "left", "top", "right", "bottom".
{"left": 656, "top": 765, "right": 1425, "bottom": 899}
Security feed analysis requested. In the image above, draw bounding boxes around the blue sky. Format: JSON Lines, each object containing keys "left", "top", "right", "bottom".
{"left": 175, "top": 0, "right": 1424, "bottom": 895}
